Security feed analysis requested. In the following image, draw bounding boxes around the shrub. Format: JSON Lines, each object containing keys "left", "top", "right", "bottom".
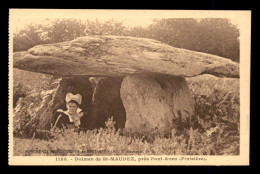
{"left": 192, "top": 89, "right": 240, "bottom": 155}
{"left": 13, "top": 84, "right": 26, "bottom": 108}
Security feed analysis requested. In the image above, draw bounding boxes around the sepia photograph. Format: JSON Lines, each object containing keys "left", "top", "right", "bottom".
{"left": 8, "top": 9, "right": 250, "bottom": 165}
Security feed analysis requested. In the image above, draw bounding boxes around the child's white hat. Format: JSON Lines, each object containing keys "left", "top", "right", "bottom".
{"left": 65, "top": 93, "right": 82, "bottom": 105}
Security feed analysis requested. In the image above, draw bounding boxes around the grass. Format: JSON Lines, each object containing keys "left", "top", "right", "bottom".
{"left": 14, "top": 114, "right": 239, "bottom": 156}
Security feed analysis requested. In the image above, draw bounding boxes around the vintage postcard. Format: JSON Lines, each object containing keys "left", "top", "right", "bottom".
{"left": 8, "top": 9, "right": 251, "bottom": 165}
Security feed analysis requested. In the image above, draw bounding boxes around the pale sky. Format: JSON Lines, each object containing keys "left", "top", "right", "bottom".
{"left": 10, "top": 9, "right": 245, "bottom": 33}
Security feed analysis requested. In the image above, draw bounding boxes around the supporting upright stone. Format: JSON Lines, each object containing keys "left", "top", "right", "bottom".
{"left": 120, "top": 74, "right": 195, "bottom": 136}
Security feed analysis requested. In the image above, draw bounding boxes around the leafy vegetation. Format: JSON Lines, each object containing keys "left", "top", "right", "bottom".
{"left": 192, "top": 90, "right": 240, "bottom": 155}
{"left": 13, "top": 84, "right": 26, "bottom": 108}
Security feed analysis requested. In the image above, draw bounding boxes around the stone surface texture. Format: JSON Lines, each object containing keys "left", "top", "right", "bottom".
{"left": 14, "top": 35, "right": 239, "bottom": 78}
{"left": 120, "top": 74, "right": 195, "bottom": 135}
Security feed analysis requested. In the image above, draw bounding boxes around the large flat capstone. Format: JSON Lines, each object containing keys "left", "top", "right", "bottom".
{"left": 13, "top": 35, "right": 239, "bottom": 78}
